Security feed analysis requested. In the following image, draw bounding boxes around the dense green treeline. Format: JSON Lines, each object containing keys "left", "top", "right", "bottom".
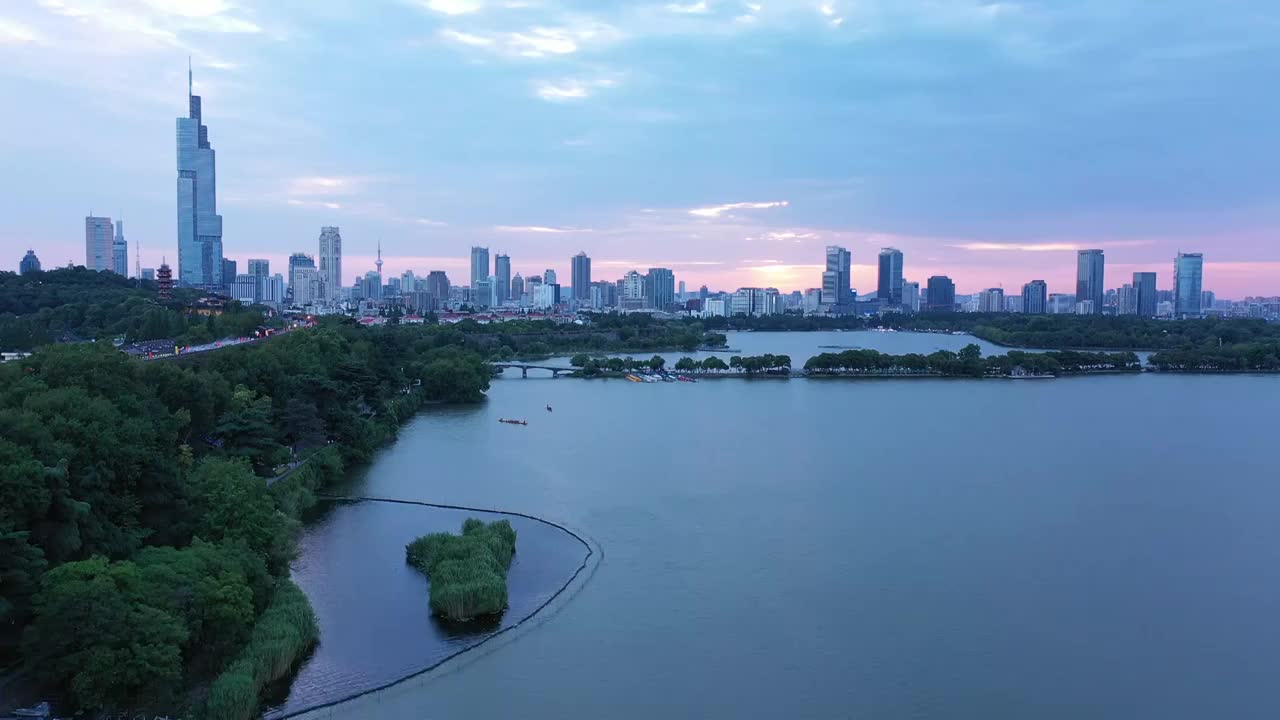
{"left": 446, "top": 313, "right": 725, "bottom": 359}
{"left": 0, "top": 318, "right": 491, "bottom": 717}
{"left": 405, "top": 519, "right": 517, "bottom": 621}
{"left": 0, "top": 268, "right": 275, "bottom": 350}
{"left": 1149, "top": 345, "right": 1280, "bottom": 371}
{"left": 803, "top": 344, "right": 1140, "bottom": 377}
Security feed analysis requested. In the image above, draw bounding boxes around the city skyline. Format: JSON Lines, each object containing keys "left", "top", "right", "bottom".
{"left": 1, "top": 2, "right": 1278, "bottom": 295}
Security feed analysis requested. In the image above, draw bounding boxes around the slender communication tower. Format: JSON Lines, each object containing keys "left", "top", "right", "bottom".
{"left": 376, "top": 239, "right": 384, "bottom": 276}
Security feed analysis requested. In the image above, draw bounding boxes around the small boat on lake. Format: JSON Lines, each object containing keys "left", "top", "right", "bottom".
{"left": 546, "top": 404, "right": 553, "bottom": 412}
{"left": 498, "top": 418, "right": 528, "bottom": 426}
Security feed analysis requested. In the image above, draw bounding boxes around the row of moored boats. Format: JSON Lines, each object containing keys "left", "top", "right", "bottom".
{"left": 624, "top": 372, "right": 697, "bottom": 384}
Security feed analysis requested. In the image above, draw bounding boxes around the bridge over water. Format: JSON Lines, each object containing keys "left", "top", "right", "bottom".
{"left": 492, "top": 363, "right": 572, "bottom": 378}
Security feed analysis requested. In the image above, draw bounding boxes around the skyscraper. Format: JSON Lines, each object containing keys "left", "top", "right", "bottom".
{"left": 571, "top": 252, "right": 591, "bottom": 301}
{"left": 470, "top": 246, "right": 489, "bottom": 288}
{"left": 902, "top": 281, "right": 921, "bottom": 312}
{"left": 926, "top": 276, "right": 955, "bottom": 311}
{"left": 425, "top": 271, "right": 450, "bottom": 309}
{"left": 247, "top": 258, "right": 269, "bottom": 278}
{"left": 1021, "top": 279, "right": 1048, "bottom": 314}
{"left": 221, "top": 258, "right": 237, "bottom": 291}
{"left": 288, "top": 253, "right": 316, "bottom": 300}
{"left": 177, "top": 64, "right": 224, "bottom": 289}
{"left": 544, "top": 269, "right": 557, "bottom": 286}
{"left": 877, "top": 248, "right": 904, "bottom": 304}
{"left": 85, "top": 216, "right": 113, "bottom": 272}
{"left": 979, "top": 288, "right": 1005, "bottom": 313}
{"left": 20, "top": 250, "right": 41, "bottom": 274}
{"left": 112, "top": 220, "right": 128, "bottom": 276}
{"left": 1075, "top": 250, "right": 1105, "bottom": 314}
{"left": 1174, "top": 252, "right": 1204, "bottom": 318}
{"left": 494, "top": 254, "right": 511, "bottom": 305}
{"left": 822, "top": 245, "right": 852, "bottom": 309}
{"left": 645, "top": 268, "right": 675, "bottom": 309}
{"left": 318, "top": 227, "right": 342, "bottom": 304}
{"left": 1133, "top": 272, "right": 1157, "bottom": 317}
{"left": 511, "top": 273, "right": 525, "bottom": 301}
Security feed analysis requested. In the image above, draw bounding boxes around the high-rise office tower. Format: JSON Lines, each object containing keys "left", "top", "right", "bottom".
{"left": 645, "top": 268, "right": 675, "bottom": 309}
{"left": 318, "top": 227, "right": 342, "bottom": 304}
{"left": 1075, "top": 250, "right": 1105, "bottom": 314}
{"left": 112, "top": 220, "right": 128, "bottom": 276}
{"left": 1132, "top": 272, "right": 1157, "bottom": 316}
{"left": 292, "top": 267, "right": 320, "bottom": 306}
{"left": 425, "top": 271, "right": 450, "bottom": 309}
{"left": 494, "top": 254, "right": 511, "bottom": 304}
{"left": 926, "top": 276, "right": 956, "bottom": 311}
{"left": 1174, "top": 252, "right": 1204, "bottom": 318}
{"left": 401, "top": 270, "right": 416, "bottom": 295}
{"left": 822, "top": 245, "right": 852, "bottom": 309}
{"left": 544, "top": 268, "right": 557, "bottom": 286}
{"left": 221, "top": 258, "right": 237, "bottom": 291}
{"left": 470, "top": 246, "right": 489, "bottom": 288}
{"left": 979, "top": 288, "right": 1005, "bottom": 313}
{"left": 176, "top": 63, "right": 224, "bottom": 288}
{"left": 511, "top": 273, "right": 525, "bottom": 301}
{"left": 85, "top": 216, "right": 113, "bottom": 272}
{"left": 247, "top": 258, "right": 269, "bottom": 278}
{"left": 877, "top": 248, "right": 904, "bottom": 304}
{"left": 20, "top": 250, "right": 41, "bottom": 274}
{"left": 1021, "top": 279, "right": 1048, "bottom": 314}
{"left": 288, "top": 253, "right": 316, "bottom": 299}
{"left": 571, "top": 252, "right": 591, "bottom": 301}
{"left": 902, "top": 281, "right": 921, "bottom": 312}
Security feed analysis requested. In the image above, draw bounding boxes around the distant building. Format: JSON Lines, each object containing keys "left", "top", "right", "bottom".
{"left": 678, "top": 280, "right": 687, "bottom": 300}
{"left": 319, "top": 227, "right": 343, "bottom": 304}
{"left": 590, "top": 280, "right": 617, "bottom": 309}
{"left": 221, "top": 258, "right": 237, "bottom": 291}
{"left": 19, "top": 249, "right": 41, "bottom": 274}
{"left": 112, "top": 220, "right": 128, "bottom": 276}
{"left": 85, "top": 216, "right": 113, "bottom": 272}
{"left": 231, "top": 273, "right": 257, "bottom": 303}
{"left": 425, "top": 271, "right": 450, "bottom": 309}
{"left": 699, "top": 285, "right": 709, "bottom": 300}
{"left": 1076, "top": 249, "right": 1105, "bottom": 314}
{"left": 902, "top": 280, "right": 920, "bottom": 312}
{"left": 1075, "top": 300, "right": 1095, "bottom": 315}
{"left": 571, "top": 252, "right": 591, "bottom": 302}
{"left": 1174, "top": 252, "right": 1204, "bottom": 318}
{"left": 156, "top": 262, "right": 174, "bottom": 301}
{"left": 511, "top": 273, "right": 525, "bottom": 302}
{"left": 978, "top": 288, "right": 1004, "bottom": 313}
{"left": 544, "top": 268, "right": 557, "bottom": 286}
{"left": 533, "top": 282, "right": 558, "bottom": 309}
{"left": 261, "top": 273, "right": 285, "bottom": 306}
{"left": 1201, "top": 290, "right": 1216, "bottom": 310}
{"left": 401, "top": 270, "right": 416, "bottom": 295}
{"left": 730, "top": 287, "right": 780, "bottom": 316}
{"left": 703, "top": 298, "right": 729, "bottom": 317}
{"left": 361, "top": 271, "right": 383, "bottom": 301}
{"left": 470, "top": 248, "right": 489, "bottom": 301}
{"left": 177, "top": 66, "right": 224, "bottom": 289}
{"left": 622, "top": 270, "right": 645, "bottom": 303}
{"left": 926, "top": 276, "right": 955, "bottom": 311}
{"left": 142, "top": 268, "right": 155, "bottom": 281}
{"left": 822, "top": 245, "right": 853, "bottom": 310}
{"left": 1157, "top": 300, "right": 1174, "bottom": 317}
{"left": 494, "top": 254, "right": 511, "bottom": 305}
{"left": 1117, "top": 284, "right": 1136, "bottom": 315}
{"left": 645, "top": 268, "right": 675, "bottom": 309}
{"left": 289, "top": 253, "right": 316, "bottom": 300}
{"left": 877, "top": 248, "right": 904, "bottom": 304}
{"left": 292, "top": 267, "right": 320, "bottom": 306}
{"left": 1021, "top": 280, "right": 1048, "bottom": 314}
{"left": 1048, "top": 293, "right": 1075, "bottom": 314}
{"left": 1133, "top": 272, "right": 1157, "bottom": 316}
{"left": 473, "top": 278, "right": 492, "bottom": 307}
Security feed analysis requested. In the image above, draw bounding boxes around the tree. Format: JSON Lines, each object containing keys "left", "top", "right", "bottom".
{"left": 569, "top": 353, "right": 591, "bottom": 368}
{"left": 702, "top": 356, "right": 728, "bottom": 372}
{"left": 214, "top": 387, "right": 287, "bottom": 474}
{"left": 729, "top": 356, "right": 743, "bottom": 370}
{"left": 186, "top": 459, "right": 294, "bottom": 573}
{"left": 674, "top": 357, "right": 697, "bottom": 372}
{"left": 280, "top": 398, "right": 326, "bottom": 452}
{"left": 648, "top": 355, "right": 666, "bottom": 370}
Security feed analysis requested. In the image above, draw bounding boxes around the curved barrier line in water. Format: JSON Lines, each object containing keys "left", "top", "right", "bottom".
{"left": 271, "top": 495, "right": 601, "bottom": 720}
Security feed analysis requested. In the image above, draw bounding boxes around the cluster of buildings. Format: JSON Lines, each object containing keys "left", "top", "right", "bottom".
{"left": 17, "top": 66, "right": 1279, "bottom": 324}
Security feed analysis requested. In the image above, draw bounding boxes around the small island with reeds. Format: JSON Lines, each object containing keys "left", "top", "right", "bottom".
{"left": 405, "top": 519, "right": 517, "bottom": 621}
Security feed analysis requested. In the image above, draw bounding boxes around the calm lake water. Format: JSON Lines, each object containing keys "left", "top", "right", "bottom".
{"left": 290, "top": 332, "right": 1279, "bottom": 720}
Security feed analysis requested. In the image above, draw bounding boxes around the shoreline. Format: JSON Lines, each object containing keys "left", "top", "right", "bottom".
{"left": 273, "top": 496, "right": 600, "bottom": 720}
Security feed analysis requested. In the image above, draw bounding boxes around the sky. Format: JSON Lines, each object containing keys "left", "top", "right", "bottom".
{"left": 1, "top": 0, "right": 1278, "bottom": 296}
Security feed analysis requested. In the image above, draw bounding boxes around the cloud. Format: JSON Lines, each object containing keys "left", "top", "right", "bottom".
{"left": 416, "top": 218, "right": 449, "bottom": 227}
{"left": 421, "top": 0, "right": 484, "bottom": 15}
{"left": 494, "top": 225, "right": 592, "bottom": 233}
{"left": 534, "top": 74, "right": 618, "bottom": 102}
{"left": 952, "top": 240, "right": 1158, "bottom": 252}
{"left": 0, "top": 18, "right": 43, "bottom": 45}
{"left": 689, "top": 200, "right": 790, "bottom": 218}
{"left": 286, "top": 176, "right": 363, "bottom": 197}
{"left": 440, "top": 28, "right": 494, "bottom": 46}
{"left": 666, "top": 1, "right": 709, "bottom": 13}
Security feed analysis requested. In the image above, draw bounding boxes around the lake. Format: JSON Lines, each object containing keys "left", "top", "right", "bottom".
{"left": 288, "top": 332, "right": 1279, "bottom": 720}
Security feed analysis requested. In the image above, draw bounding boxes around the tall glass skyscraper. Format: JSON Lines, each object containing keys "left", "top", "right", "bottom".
{"left": 1075, "top": 249, "right": 1105, "bottom": 314}
{"left": 926, "top": 275, "right": 955, "bottom": 311}
{"left": 176, "top": 65, "right": 223, "bottom": 289}
{"left": 85, "top": 216, "right": 113, "bottom": 272}
{"left": 1174, "top": 252, "right": 1204, "bottom": 318}
{"left": 877, "top": 248, "right": 904, "bottom": 304}
{"left": 571, "top": 251, "right": 591, "bottom": 301}
{"left": 112, "top": 220, "right": 128, "bottom": 276}
{"left": 1132, "top": 272, "right": 1157, "bottom": 317}
{"left": 318, "top": 227, "right": 342, "bottom": 304}
{"left": 494, "top": 253, "right": 511, "bottom": 304}
{"left": 1021, "top": 279, "right": 1048, "bottom": 314}
{"left": 822, "top": 245, "right": 852, "bottom": 310}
